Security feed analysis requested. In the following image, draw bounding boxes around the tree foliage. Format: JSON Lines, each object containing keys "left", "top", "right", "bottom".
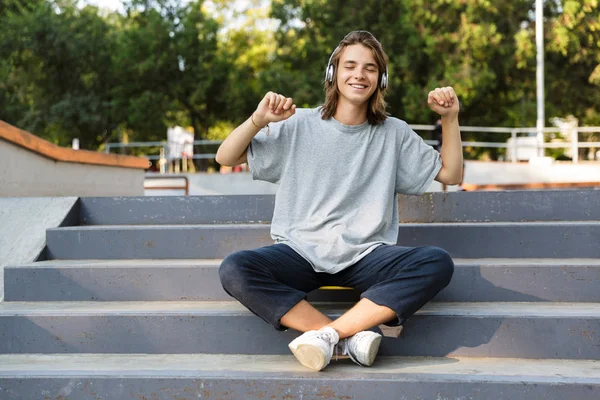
{"left": 0, "top": 0, "right": 598, "bottom": 161}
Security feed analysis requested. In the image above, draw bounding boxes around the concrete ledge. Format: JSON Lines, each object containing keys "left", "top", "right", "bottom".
{"left": 77, "top": 190, "right": 600, "bottom": 225}
{"left": 44, "top": 222, "right": 600, "bottom": 259}
{"left": 1, "top": 140, "right": 146, "bottom": 197}
{"left": 0, "top": 121, "right": 150, "bottom": 197}
{"left": 0, "top": 120, "right": 148, "bottom": 169}
{"left": 463, "top": 181, "right": 600, "bottom": 190}
{"left": 79, "top": 196, "right": 275, "bottom": 225}
{"left": 6, "top": 258, "right": 600, "bottom": 303}
{"left": 398, "top": 190, "right": 600, "bottom": 222}
{"left": 0, "top": 301, "right": 598, "bottom": 359}
{"left": 0, "top": 197, "right": 78, "bottom": 301}
{"left": 0, "top": 355, "right": 598, "bottom": 399}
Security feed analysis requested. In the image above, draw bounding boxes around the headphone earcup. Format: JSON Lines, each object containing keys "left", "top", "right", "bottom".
{"left": 326, "top": 64, "right": 334, "bottom": 83}
{"left": 380, "top": 73, "right": 388, "bottom": 89}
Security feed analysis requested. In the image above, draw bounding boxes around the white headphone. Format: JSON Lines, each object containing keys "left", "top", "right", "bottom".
{"left": 325, "top": 36, "right": 388, "bottom": 89}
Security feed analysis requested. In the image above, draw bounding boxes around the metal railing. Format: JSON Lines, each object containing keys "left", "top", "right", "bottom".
{"left": 411, "top": 125, "right": 600, "bottom": 163}
{"left": 106, "top": 125, "right": 600, "bottom": 166}
{"left": 105, "top": 140, "right": 222, "bottom": 161}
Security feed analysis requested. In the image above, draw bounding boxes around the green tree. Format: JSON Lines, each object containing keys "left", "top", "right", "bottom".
{"left": 268, "top": 0, "right": 544, "bottom": 159}
{"left": 215, "top": 0, "right": 277, "bottom": 127}
{"left": 545, "top": 0, "right": 600, "bottom": 125}
{"left": 117, "top": 0, "right": 228, "bottom": 141}
{"left": 0, "top": 0, "right": 122, "bottom": 148}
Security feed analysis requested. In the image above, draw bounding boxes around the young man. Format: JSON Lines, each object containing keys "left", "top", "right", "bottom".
{"left": 216, "top": 31, "right": 462, "bottom": 371}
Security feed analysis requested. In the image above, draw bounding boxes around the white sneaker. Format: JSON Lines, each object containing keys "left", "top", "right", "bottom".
{"left": 288, "top": 327, "right": 339, "bottom": 371}
{"left": 342, "top": 331, "right": 382, "bottom": 367}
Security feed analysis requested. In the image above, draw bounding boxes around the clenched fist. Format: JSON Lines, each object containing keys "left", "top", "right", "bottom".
{"left": 253, "top": 92, "right": 297, "bottom": 127}
{"left": 428, "top": 87, "right": 459, "bottom": 117}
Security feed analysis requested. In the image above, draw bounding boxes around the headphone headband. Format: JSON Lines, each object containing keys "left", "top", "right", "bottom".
{"left": 324, "top": 32, "right": 388, "bottom": 89}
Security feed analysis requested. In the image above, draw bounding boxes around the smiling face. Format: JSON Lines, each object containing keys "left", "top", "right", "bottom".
{"left": 336, "top": 44, "right": 380, "bottom": 109}
{"left": 321, "top": 31, "right": 389, "bottom": 125}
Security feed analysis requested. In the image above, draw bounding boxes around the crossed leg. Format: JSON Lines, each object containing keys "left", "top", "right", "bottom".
{"left": 220, "top": 243, "right": 453, "bottom": 338}
{"left": 220, "top": 243, "right": 453, "bottom": 370}
{"left": 281, "top": 298, "right": 395, "bottom": 339}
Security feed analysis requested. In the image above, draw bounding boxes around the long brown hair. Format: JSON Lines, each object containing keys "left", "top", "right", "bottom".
{"left": 321, "top": 31, "right": 389, "bottom": 125}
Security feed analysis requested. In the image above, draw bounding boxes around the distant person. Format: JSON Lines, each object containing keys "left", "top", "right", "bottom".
{"left": 216, "top": 30, "right": 462, "bottom": 371}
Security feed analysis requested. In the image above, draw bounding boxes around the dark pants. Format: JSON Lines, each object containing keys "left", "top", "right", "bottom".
{"left": 219, "top": 244, "right": 454, "bottom": 331}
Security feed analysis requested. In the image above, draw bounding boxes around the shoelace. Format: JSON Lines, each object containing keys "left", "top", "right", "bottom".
{"left": 314, "top": 330, "right": 338, "bottom": 345}
{"left": 339, "top": 335, "right": 366, "bottom": 366}
{"left": 333, "top": 339, "right": 348, "bottom": 361}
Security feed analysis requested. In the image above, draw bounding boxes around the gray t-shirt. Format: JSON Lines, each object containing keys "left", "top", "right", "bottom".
{"left": 247, "top": 107, "right": 442, "bottom": 273}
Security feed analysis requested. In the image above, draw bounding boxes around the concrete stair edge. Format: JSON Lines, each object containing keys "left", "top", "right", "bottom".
{"left": 2, "top": 300, "right": 600, "bottom": 317}
{"left": 44, "top": 223, "right": 600, "bottom": 259}
{"left": 5, "top": 258, "right": 600, "bottom": 302}
{"left": 0, "top": 354, "right": 598, "bottom": 383}
{"left": 1, "top": 355, "right": 598, "bottom": 400}
{"left": 77, "top": 191, "right": 600, "bottom": 225}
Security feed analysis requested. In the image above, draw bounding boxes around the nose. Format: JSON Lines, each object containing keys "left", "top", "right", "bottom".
{"left": 354, "top": 69, "right": 365, "bottom": 80}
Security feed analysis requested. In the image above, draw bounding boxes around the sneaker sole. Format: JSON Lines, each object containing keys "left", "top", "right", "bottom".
{"left": 350, "top": 333, "right": 382, "bottom": 367}
{"left": 288, "top": 343, "right": 327, "bottom": 371}
{"left": 361, "top": 334, "right": 382, "bottom": 366}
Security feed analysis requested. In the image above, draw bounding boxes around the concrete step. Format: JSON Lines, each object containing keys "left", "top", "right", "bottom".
{"left": 1, "top": 301, "right": 598, "bottom": 359}
{"left": 45, "top": 222, "right": 600, "bottom": 259}
{"left": 5, "top": 258, "right": 600, "bottom": 302}
{"left": 0, "top": 354, "right": 598, "bottom": 399}
{"left": 398, "top": 189, "right": 600, "bottom": 223}
{"left": 79, "top": 195, "right": 275, "bottom": 225}
{"left": 77, "top": 191, "right": 600, "bottom": 226}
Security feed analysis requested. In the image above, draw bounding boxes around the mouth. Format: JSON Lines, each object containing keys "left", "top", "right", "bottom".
{"left": 349, "top": 83, "right": 368, "bottom": 90}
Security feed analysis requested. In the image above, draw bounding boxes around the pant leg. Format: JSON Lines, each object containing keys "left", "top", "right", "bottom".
{"left": 335, "top": 245, "right": 454, "bottom": 325}
{"left": 219, "top": 243, "right": 323, "bottom": 330}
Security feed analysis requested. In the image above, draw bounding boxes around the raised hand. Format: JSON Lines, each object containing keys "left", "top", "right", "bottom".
{"left": 253, "top": 92, "right": 297, "bottom": 127}
{"left": 427, "top": 87, "right": 459, "bottom": 117}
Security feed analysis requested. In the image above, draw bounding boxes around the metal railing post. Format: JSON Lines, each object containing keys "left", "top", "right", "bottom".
{"left": 511, "top": 130, "right": 518, "bottom": 163}
{"left": 572, "top": 127, "right": 579, "bottom": 164}
{"left": 159, "top": 147, "right": 166, "bottom": 174}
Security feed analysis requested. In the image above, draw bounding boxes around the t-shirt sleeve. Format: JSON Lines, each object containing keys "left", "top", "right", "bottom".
{"left": 246, "top": 119, "right": 289, "bottom": 184}
{"left": 395, "top": 122, "right": 443, "bottom": 195}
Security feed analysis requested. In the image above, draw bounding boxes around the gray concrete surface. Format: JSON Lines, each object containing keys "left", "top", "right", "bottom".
{"left": 398, "top": 189, "right": 600, "bottom": 222}
{"left": 2, "top": 190, "right": 599, "bottom": 398}
{"left": 0, "top": 139, "right": 144, "bottom": 197}
{"left": 0, "top": 355, "right": 598, "bottom": 399}
{"left": 0, "top": 197, "right": 77, "bottom": 301}
{"left": 396, "top": 221, "right": 600, "bottom": 258}
{"left": 0, "top": 301, "right": 598, "bottom": 358}
{"left": 45, "top": 225, "right": 273, "bottom": 260}
{"left": 78, "top": 190, "right": 600, "bottom": 225}
{"left": 79, "top": 196, "right": 275, "bottom": 225}
{"left": 464, "top": 160, "right": 600, "bottom": 185}
{"left": 149, "top": 171, "right": 443, "bottom": 195}
{"left": 5, "top": 258, "right": 600, "bottom": 303}
{"left": 146, "top": 161, "right": 600, "bottom": 196}
{"left": 2, "top": 353, "right": 598, "bottom": 381}
{"left": 44, "top": 222, "right": 600, "bottom": 259}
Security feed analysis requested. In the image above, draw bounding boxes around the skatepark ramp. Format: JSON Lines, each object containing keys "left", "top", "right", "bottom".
{"left": 0, "top": 190, "right": 599, "bottom": 399}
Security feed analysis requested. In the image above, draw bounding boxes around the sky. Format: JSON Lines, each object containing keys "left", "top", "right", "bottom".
{"left": 79, "top": 0, "right": 278, "bottom": 31}
{"left": 81, "top": 0, "right": 250, "bottom": 14}
{"left": 84, "top": 0, "right": 125, "bottom": 12}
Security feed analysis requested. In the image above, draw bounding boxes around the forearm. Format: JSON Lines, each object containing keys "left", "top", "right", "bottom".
{"left": 215, "top": 116, "right": 264, "bottom": 166}
{"left": 439, "top": 115, "right": 463, "bottom": 184}
{"left": 216, "top": 92, "right": 295, "bottom": 166}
